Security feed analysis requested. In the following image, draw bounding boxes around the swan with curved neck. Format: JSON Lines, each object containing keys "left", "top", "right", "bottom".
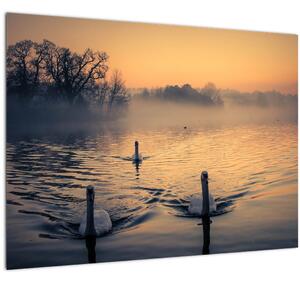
{"left": 79, "top": 185, "right": 112, "bottom": 237}
{"left": 133, "top": 141, "right": 142, "bottom": 162}
{"left": 188, "top": 171, "right": 216, "bottom": 216}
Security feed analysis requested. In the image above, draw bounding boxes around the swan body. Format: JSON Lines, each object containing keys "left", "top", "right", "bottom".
{"left": 133, "top": 141, "right": 143, "bottom": 162}
{"left": 79, "top": 209, "right": 112, "bottom": 237}
{"left": 188, "top": 171, "right": 216, "bottom": 216}
{"left": 79, "top": 186, "right": 112, "bottom": 237}
{"left": 132, "top": 153, "right": 143, "bottom": 162}
{"left": 188, "top": 194, "right": 216, "bottom": 215}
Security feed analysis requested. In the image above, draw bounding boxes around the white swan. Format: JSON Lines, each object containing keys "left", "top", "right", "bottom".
{"left": 188, "top": 171, "right": 216, "bottom": 216}
{"left": 79, "top": 186, "right": 112, "bottom": 237}
{"left": 132, "top": 141, "right": 143, "bottom": 163}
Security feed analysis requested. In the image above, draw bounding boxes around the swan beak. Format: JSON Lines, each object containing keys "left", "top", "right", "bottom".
{"left": 201, "top": 171, "right": 208, "bottom": 181}
{"left": 87, "top": 185, "right": 95, "bottom": 201}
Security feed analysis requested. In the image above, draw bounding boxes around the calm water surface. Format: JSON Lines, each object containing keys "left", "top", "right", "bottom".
{"left": 6, "top": 121, "right": 298, "bottom": 269}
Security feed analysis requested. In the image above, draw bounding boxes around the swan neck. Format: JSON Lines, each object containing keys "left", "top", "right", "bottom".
{"left": 201, "top": 178, "right": 210, "bottom": 216}
{"left": 85, "top": 195, "right": 96, "bottom": 237}
{"left": 135, "top": 144, "right": 139, "bottom": 158}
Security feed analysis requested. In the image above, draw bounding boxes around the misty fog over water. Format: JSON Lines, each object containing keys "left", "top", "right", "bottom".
{"left": 126, "top": 99, "right": 297, "bottom": 130}
{"left": 7, "top": 87, "right": 298, "bottom": 137}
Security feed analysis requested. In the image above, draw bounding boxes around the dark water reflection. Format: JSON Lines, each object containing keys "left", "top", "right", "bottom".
{"left": 6, "top": 122, "right": 298, "bottom": 269}
{"left": 85, "top": 236, "right": 97, "bottom": 263}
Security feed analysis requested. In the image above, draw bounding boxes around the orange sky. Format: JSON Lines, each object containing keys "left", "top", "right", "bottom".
{"left": 6, "top": 13, "right": 298, "bottom": 94}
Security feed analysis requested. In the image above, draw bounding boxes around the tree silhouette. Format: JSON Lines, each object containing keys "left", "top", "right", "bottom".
{"left": 108, "top": 70, "right": 128, "bottom": 110}
{"left": 7, "top": 40, "right": 37, "bottom": 99}
{"left": 7, "top": 39, "right": 110, "bottom": 105}
{"left": 42, "top": 40, "right": 109, "bottom": 103}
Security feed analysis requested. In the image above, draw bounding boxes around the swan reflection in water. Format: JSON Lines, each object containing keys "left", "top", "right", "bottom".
{"left": 202, "top": 215, "right": 211, "bottom": 255}
{"left": 85, "top": 236, "right": 96, "bottom": 263}
{"left": 134, "top": 161, "right": 141, "bottom": 179}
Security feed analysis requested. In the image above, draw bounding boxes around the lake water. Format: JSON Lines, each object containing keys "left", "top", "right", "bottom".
{"left": 6, "top": 119, "right": 298, "bottom": 269}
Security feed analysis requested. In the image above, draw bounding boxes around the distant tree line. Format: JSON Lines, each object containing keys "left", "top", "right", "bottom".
{"left": 135, "top": 83, "right": 224, "bottom": 106}
{"left": 220, "top": 89, "right": 297, "bottom": 108}
{"left": 134, "top": 83, "right": 297, "bottom": 109}
{"left": 6, "top": 39, "right": 129, "bottom": 111}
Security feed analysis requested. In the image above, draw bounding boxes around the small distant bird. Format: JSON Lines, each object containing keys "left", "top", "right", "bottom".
{"left": 133, "top": 141, "right": 143, "bottom": 163}
{"left": 79, "top": 186, "right": 112, "bottom": 237}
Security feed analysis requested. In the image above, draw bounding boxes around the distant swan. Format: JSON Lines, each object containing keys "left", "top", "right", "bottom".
{"left": 79, "top": 186, "right": 112, "bottom": 237}
{"left": 188, "top": 171, "right": 216, "bottom": 216}
{"left": 132, "top": 141, "right": 143, "bottom": 163}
